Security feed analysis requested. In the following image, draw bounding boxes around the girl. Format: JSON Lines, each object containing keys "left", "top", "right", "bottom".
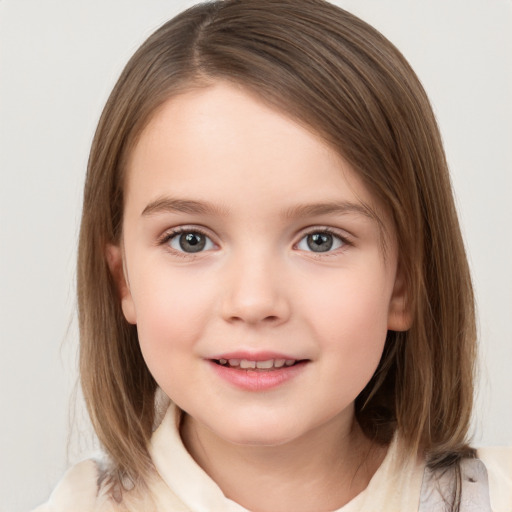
{"left": 34, "top": 0, "right": 511, "bottom": 510}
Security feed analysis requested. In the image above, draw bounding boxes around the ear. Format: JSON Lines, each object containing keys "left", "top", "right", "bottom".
{"left": 105, "top": 244, "right": 137, "bottom": 325}
{"left": 387, "top": 266, "right": 413, "bottom": 332}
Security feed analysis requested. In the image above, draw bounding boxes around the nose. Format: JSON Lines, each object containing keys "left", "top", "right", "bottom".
{"left": 220, "top": 251, "right": 291, "bottom": 326}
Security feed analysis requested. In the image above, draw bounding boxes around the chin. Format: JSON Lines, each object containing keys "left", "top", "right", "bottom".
{"left": 213, "top": 416, "right": 306, "bottom": 448}
{"left": 235, "top": 428, "right": 294, "bottom": 445}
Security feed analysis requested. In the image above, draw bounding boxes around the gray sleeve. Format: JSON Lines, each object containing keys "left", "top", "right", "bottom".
{"left": 419, "top": 459, "right": 492, "bottom": 512}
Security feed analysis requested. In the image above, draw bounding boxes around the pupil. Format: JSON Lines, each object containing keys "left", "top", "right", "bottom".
{"left": 180, "top": 232, "right": 206, "bottom": 252}
{"left": 307, "top": 233, "right": 333, "bottom": 252}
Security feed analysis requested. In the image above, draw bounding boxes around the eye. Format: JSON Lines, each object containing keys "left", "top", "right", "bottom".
{"left": 166, "top": 229, "right": 215, "bottom": 253}
{"left": 296, "top": 231, "right": 345, "bottom": 253}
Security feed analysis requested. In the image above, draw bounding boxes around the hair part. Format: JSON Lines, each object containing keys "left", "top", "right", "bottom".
{"left": 78, "top": 0, "right": 477, "bottom": 494}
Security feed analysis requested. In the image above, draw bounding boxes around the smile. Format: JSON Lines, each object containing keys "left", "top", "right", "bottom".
{"left": 208, "top": 355, "right": 309, "bottom": 391}
{"left": 214, "top": 358, "right": 299, "bottom": 370}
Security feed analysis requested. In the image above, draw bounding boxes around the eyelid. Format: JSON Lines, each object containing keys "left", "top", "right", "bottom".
{"left": 158, "top": 225, "right": 218, "bottom": 255}
{"left": 156, "top": 224, "right": 353, "bottom": 256}
{"left": 294, "top": 226, "right": 353, "bottom": 253}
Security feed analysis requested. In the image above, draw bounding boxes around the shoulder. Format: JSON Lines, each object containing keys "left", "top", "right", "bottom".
{"left": 477, "top": 446, "right": 512, "bottom": 512}
{"left": 30, "top": 458, "right": 188, "bottom": 512}
{"left": 31, "top": 458, "right": 112, "bottom": 512}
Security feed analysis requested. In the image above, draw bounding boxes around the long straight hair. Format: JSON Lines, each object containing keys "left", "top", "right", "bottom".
{"left": 78, "top": 0, "right": 477, "bottom": 493}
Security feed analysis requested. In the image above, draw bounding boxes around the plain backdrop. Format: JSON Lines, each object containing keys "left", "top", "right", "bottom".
{"left": 1, "top": 1, "right": 511, "bottom": 510}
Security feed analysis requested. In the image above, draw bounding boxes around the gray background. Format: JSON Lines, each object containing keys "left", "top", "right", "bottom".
{"left": 1, "top": 1, "right": 511, "bottom": 510}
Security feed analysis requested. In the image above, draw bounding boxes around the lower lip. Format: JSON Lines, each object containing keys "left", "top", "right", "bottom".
{"left": 208, "top": 361, "right": 308, "bottom": 391}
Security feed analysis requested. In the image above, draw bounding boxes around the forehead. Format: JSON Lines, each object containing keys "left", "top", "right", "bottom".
{"left": 127, "top": 81, "right": 340, "bottom": 181}
{"left": 124, "top": 81, "right": 390, "bottom": 236}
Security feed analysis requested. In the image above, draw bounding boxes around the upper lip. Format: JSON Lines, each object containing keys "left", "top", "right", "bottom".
{"left": 209, "top": 351, "right": 304, "bottom": 362}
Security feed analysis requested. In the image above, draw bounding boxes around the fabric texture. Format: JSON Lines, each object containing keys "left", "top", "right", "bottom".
{"left": 32, "top": 403, "right": 512, "bottom": 512}
{"left": 419, "top": 458, "right": 492, "bottom": 511}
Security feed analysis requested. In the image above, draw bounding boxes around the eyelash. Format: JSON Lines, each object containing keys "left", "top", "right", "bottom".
{"left": 158, "top": 226, "right": 214, "bottom": 258}
{"left": 159, "top": 227, "right": 209, "bottom": 242}
{"left": 297, "top": 228, "right": 352, "bottom": 255}
{"left": 158, "top": 226, "right": 353, "bottom": 257}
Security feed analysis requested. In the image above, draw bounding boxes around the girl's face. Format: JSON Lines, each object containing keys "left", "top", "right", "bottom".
{"left": 110, "top": 81, "right": 410, "bottom": 447}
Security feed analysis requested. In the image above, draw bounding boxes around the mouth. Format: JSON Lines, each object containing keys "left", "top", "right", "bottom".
{"left": 208, "top": 355, "right": 309, "bottom": 391}
{"left": 212, "top": 358, "right": 306, "bottom": 371}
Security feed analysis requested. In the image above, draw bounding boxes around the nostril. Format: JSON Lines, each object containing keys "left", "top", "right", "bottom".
{"left": 221, "top": 287, "right": 291, "bottom": 326}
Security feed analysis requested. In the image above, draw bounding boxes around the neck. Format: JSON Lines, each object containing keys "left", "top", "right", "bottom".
{"left": 180, "top": 412, "right": 387, "bottom": 512}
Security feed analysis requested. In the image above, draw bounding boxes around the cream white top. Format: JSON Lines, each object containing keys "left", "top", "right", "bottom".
{"left": 32, "top": 404, "right": 512, "bottom": 512}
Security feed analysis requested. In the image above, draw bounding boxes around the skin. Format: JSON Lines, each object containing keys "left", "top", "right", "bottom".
{"left": 108, "top": 81, "right": 411, "bottom": 511}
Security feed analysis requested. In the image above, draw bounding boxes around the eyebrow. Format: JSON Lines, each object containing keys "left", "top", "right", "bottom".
{"left": 282, "top": 201, "right": 378, "bottom": 222}
{"left": 284, "top": 201, "right": 388, "bottom": 256}
{"left": 141, "top": 195, "right": 388, "bottom": 256}
{"left": 142, "top": 196, "right": 379, "bottom": 222}
{"left": 141, "top": 197, "right": 230, "bottom": 217}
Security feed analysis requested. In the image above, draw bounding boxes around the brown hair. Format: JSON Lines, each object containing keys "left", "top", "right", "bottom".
{"left": 78, "top": 0, "right": 476, "bottom": 492}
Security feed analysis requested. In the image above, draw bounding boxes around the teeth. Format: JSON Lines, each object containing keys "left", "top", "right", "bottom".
{"left": 256, "top": 360, "right": 274, "bottom": 369}
{"left": 218, "top": 358, "right": 298, "bottom": 369}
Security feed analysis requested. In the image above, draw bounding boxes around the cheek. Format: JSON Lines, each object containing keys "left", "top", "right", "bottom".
{"left": 130, "top": 264, "right": 215, "bottom": 365}
{"left": 302, "top": 267, "right": 392, "bottom": 366}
